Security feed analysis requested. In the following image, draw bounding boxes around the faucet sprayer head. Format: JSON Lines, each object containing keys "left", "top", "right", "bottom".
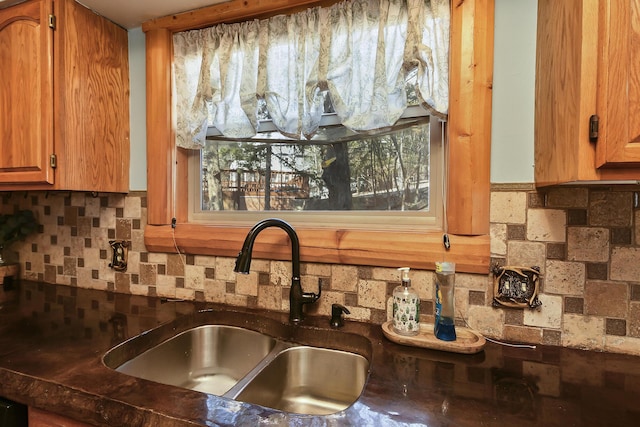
{"left": 234, "top": 248, "right": 252, "bottom": 274}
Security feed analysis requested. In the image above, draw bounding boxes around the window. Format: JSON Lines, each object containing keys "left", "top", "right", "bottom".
{"left": 175, "top": 0, "right": 448, "bottom": 230}
{"left": 189, "top": 116, "right": 442, "bottom": 230}
{"left": 142, "top": 0, "right": 493, "bottom": 274}
{"left": 187, "top": 60, "right": 444, "bottom": 230}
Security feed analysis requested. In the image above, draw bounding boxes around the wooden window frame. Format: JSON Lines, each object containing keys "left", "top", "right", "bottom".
{"left": 142, "top": 0, "right": 493, "bottom": 274}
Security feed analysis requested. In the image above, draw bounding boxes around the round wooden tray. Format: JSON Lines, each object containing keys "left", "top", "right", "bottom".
{"left": 382, "top": 321, "right": 486, "bottom": 354}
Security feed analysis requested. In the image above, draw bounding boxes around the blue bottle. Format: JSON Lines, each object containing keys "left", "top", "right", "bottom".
{"left": 434, "top": 262, "right": 456, "bottom": 341}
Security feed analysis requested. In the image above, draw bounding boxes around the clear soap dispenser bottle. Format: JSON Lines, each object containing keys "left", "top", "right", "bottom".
{"left": 393, "top": 267, "right": 420, "bottom": 336}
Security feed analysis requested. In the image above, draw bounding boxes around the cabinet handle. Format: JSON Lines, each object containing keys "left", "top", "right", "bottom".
{"left": 589, "top": 114, "right": 599, "bottom": 142}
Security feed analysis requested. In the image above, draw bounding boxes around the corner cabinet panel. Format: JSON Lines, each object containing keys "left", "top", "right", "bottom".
{"left": 0, "top": 0, "right": 54, "bottom": 185}
{"left": 0, "top": 0, "right": 129, "bottom": 193}
{"left": 596, "top": 0, "right": 640, "bottom": 166}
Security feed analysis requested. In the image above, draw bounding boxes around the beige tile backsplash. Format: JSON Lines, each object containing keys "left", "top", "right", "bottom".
{"left": 2, "top": 184, "right": 640, "bottom": 355}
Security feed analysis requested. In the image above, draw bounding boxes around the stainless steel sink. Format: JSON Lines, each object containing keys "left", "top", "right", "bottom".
{"left": 104, "top": 315, "right": 370, "bottom": 415}
{"left": 114, "top": 325, "right": 276, "bottom": 395}
{"left": 234, "top": 346, "right": 369, "bottom": 415}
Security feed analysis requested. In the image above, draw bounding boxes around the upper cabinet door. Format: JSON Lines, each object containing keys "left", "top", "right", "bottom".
{"left": 0, "top": 0, "right": 54, "bottom": 184}
{"left": 596, "top": 0, "right": 640, "bottom": 166}
{"left": 535, "top": 0, "right": 640, "bottom": 186}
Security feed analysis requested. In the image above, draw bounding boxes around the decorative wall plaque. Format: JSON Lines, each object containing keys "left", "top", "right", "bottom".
{"left": 492, "top": 265, "right": 541, "bottom": 309}
{"left": 108, "top": 240, "right": 129, "bottom": 272}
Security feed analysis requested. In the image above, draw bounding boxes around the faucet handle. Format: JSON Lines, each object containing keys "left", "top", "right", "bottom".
{"left": 302, "top": 277, "right": 323, "bottom": 302}
{"left": 330, "top": 303, "right": 350, "bottom": 328}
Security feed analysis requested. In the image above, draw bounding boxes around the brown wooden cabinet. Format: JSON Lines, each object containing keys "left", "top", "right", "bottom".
{"left": 0, "top": 0, "right": 129, "bottom": 193}
{"left": 28, "top": 407, "right": 92, "bottom": 427}
{"left": 535, "top": 0, "right": 640, "bottom": 186}
{"left": 595, "top": 0, "right": 640, "bottom": 167}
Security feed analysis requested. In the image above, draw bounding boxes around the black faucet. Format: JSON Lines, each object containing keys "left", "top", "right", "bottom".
{"left": 234, "top": 218, "right": 321, "bottom": 323}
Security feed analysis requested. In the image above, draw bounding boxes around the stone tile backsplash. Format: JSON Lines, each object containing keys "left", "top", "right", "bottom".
{"left": 2, "top": 184, "right": 640, "bottom": 356}
{"left": 490, "top": 184, "right": 640, "bottom": 355}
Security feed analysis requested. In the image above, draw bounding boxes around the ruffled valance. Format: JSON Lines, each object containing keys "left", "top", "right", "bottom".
{"left": 173, "top": 0, "right": 450, "bottom": 149}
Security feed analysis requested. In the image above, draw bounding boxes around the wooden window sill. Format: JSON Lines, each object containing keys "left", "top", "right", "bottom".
{"left": 144, "top": 224, "right": 490, "bottom": 274}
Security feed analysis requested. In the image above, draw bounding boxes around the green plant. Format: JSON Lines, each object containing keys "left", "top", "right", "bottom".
{"left": 0, "top": 210, "right": 39, "bottom": 257}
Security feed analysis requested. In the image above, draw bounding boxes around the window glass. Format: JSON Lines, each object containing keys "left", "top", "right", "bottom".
{"left": 190, "top": 117, "right": 442, "bottom": 230}
{"left": 200, "top": 121, "right": 430, "bottom": 213}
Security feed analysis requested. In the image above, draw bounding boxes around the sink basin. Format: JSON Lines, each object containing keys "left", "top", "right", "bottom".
{"left": 234, "top": 346, "right": 369, "bottom": 415}
{"left": 104, "top": 312, "right": 371, "bottom": 416}
{"left": 114, "top": 325, "right": 276, "bottom": 395}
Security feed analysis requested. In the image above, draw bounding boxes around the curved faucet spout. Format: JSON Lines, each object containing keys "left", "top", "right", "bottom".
{"left": 234, "top": 218, "right": 300, "bottom": 279}
{"left": 234, "top": 218, "right": 319, "bottom": 323}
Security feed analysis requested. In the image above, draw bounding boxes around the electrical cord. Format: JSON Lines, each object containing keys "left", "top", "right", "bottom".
{"left": 459, "top": 311, "right": 537, "bottom": 350}
{"left": 171, "top": 217, "right": 186, "bottom": 267}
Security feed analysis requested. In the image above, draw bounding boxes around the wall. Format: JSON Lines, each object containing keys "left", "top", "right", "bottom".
{"left": 128, "top": 27, "right": 147, "bottom": 191}
{"left": 490, "top": 0, "right": 536, "bottom": 183}
{"left": 3, "top": 184, "right": 640, "bottom": 356}
{"left": 490, "top": 184, "right": 640, "bottom": 355}
{"left": 4, "top": 1, "right": 640, "bottom": 357}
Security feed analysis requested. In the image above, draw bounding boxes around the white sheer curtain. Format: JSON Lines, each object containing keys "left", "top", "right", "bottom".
{"left": 173, "top": 0, "right": 450, "bottom": 149}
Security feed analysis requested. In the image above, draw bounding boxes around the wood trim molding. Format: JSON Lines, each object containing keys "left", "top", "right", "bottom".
{"left": 146, "top": 28, "right": 174, "bottom": 225}
{"left": 143, "top": 0, "right": 494, "bottom": 273}
{"left": 142, "top": 0, "right": 343, "bottom": 32}
{"left": 145, "top": 224, "right": 490, "bottom": 274}
{"left": 447, "top": 0, "right": 494, "bottom": 236}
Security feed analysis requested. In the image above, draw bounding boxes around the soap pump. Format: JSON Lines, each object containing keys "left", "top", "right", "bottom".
{"left": 392, "top": 267, "right": 420, "bottom": 336}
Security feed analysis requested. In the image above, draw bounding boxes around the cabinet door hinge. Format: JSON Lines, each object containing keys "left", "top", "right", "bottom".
{"left": 48, "top": 14, "right": 56, "bottom": 29}
{"left": 50, "top": 154, "right": 57, "bottom": 169}
{"left": 589, "top": 114, "right": 599, "bottom": 142}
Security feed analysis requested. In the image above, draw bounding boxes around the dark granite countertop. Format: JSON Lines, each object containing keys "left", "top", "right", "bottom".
{"left": 1, "top": 281, "right": 640, "bottom": 426}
